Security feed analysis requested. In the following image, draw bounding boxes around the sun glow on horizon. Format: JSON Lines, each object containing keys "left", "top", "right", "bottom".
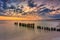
{"left": 0, "top": 16, "right": 42, "bottom": 20}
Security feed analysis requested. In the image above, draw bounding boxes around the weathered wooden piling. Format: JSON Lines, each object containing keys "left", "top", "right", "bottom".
{"left": 14, "top": 22, "right": 60, "bottom": 32}
{"left": 44, "top": 27, "right": 48, "bottom": 30}
{"left": 57, "top": 29, "right": 60, "bottom": 31}
{"left": 37, "top": 26, "right": 41, "bottom": 29}
{"left": 14, "top": 22, "right": 18, "bottom": 25}
{"left": 15, "top": 22, "right": 35, "bottom": 28}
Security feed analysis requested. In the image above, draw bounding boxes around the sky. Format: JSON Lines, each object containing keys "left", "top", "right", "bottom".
{"left": 14, "top": 0, "right": 60, "bottom": 8}
{"left": 0, "top": 0, "right": 60, "bottom": 9}
{"left": 0, "top": 0, "right": 60, "bottom": 19}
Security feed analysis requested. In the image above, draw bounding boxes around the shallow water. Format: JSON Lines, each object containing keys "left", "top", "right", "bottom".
{"left": 0, "top": 20, "right": 60, "bottom": 40}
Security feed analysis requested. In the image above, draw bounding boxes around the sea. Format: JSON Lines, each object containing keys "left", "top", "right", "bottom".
{"left": 0, "top": 20, "right": 60, "bottom": 40}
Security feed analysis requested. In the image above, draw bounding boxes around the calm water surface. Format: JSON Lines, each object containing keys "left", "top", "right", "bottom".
{"left": 0, "top": 20, "right": 60, "bottom": 40}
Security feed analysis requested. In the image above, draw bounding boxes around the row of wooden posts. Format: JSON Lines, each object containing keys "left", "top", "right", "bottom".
{"left": 14, "top": 22, "right": 34, "bottom": 28}
{"left": 14, "top": 22, "right": 60, "bottom": 32}
{"left": 37, "top": 26, "right": 60, "bottom": 31}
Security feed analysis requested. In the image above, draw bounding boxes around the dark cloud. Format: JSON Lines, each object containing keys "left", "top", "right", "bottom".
{"left": 34, "top": 0, "right": 60, "bottom": 7}
{"left": 27, "top": 0, "right": 37, "bottom": 8}
{"left": 37, "top": 7, "right": 53, "bottom": 16}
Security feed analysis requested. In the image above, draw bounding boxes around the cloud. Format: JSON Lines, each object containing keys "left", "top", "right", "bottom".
{"left": 27, "top": 0, "right": 37, "bottom": 8}
{"left": 36, "top": 6, "right": 60, "bottom": 19}
{"left": 37, "top": 7, "right": 53, "bottom": 15}
{"left": 0, "top": 0, "right": 60, "bottom": 19}
{"left": 48, "top": 9, "right": 60, "bottom": 19}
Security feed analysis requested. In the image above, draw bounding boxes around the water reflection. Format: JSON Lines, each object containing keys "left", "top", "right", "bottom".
{"left": 0, "top": 20, "right": 7, "bottom": 24}
{"left": 0, "top": 20, "right": 60, "bottom": 40}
